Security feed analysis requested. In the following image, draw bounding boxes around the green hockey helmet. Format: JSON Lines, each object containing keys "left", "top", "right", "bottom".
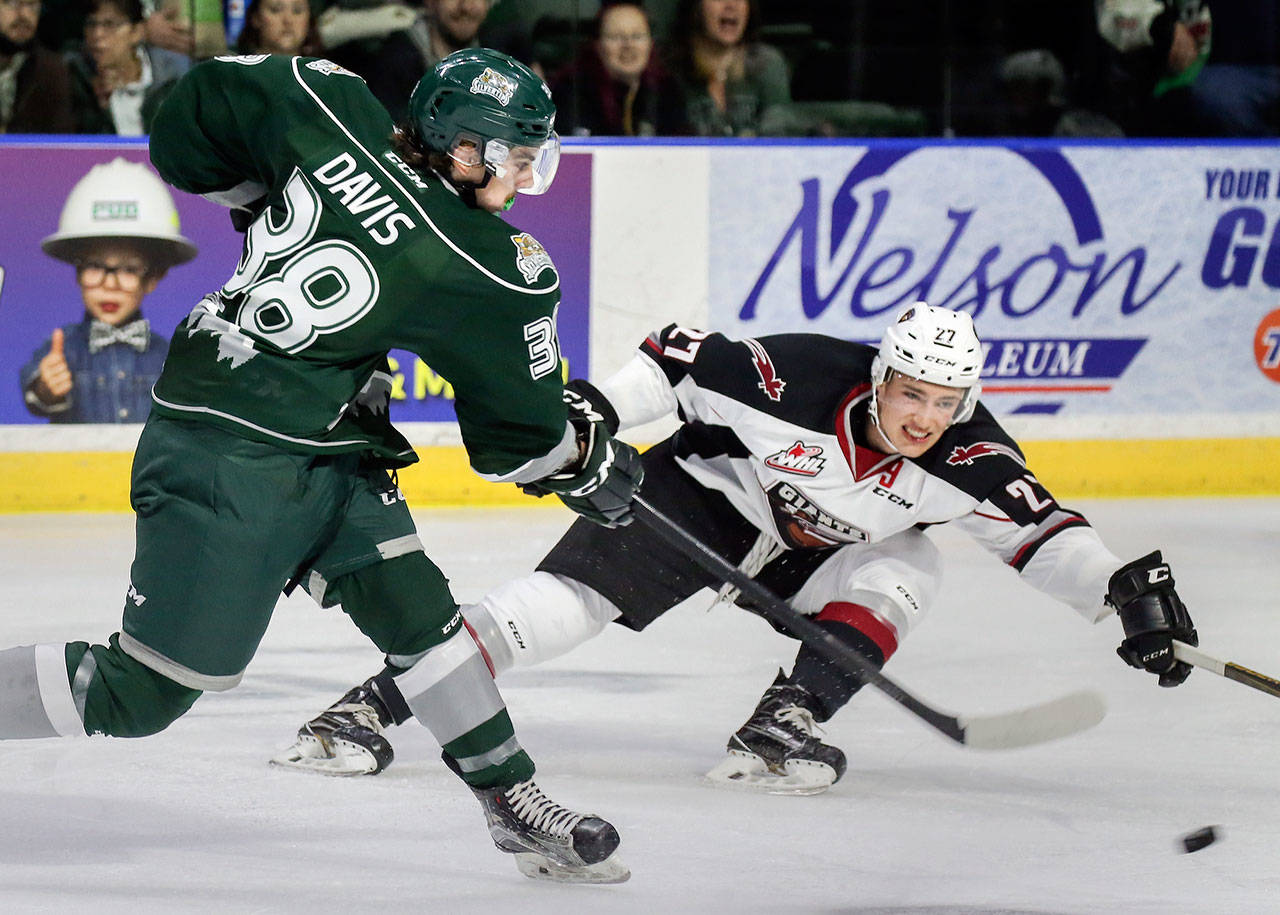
{"left": 408, "top": 48, "right": 560, "bottom": 196}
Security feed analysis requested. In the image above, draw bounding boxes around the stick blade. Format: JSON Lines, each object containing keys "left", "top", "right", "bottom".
{"left": 958, "top": 689, "right": 1107, "bottom": 749}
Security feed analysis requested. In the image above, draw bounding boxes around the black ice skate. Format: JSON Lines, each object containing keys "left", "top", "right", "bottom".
{"left": 472, "top": 778, "right": 630, "bottom": 883}
{"left": 270, "top": 678, "right": 396, "bottom": 776}
{"left": 706, "top": 670, "right": 848, "bottom": 795}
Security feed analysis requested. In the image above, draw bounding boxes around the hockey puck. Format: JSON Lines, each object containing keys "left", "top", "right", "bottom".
{"left": 1180, "top": 826, "right": 1220, "bottom": 854}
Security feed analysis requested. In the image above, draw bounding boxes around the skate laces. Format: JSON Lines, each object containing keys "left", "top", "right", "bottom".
{"left": 774, "top": 704, "right": 823, "bottom": 739}
{"left": 504, "top": 780, "right": 584, "bottom": 837}
{"left": 322, "top": 702, "right": 384, "bottom": 734}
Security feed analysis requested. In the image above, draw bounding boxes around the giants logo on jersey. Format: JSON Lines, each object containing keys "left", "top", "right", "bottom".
{"left": 946, "top": 441, "right": 1025, "bottom": 467}
{"left": 766, "top": 481, "right": 868, "bottom": 548}
{"left": 744, "top": 337, "right": 785, "bottom": 401}
{"left": 764, "top": 441, "right": 826, "bottom": 476}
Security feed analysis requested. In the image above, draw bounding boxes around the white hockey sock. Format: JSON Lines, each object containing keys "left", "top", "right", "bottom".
{"left": 463, "top": 572, "right": 621, "bottom": 675}
{"left": 0, "top": 643, "right": 86, "bottom": 738}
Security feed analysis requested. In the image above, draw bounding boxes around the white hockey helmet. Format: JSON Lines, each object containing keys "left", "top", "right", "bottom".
{"left": 870, "top": 302, "right": 984, "bottom": 424}
{"left": 41, "top": 157, "right": 197, "bottom": 269}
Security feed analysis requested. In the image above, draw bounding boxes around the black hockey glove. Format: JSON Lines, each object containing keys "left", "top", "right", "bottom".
{"left": 1108, "top": 550, "right": 1198, "bottom": 687}
{"left": 522, "top": 382, "right": 642, "bottom": 527}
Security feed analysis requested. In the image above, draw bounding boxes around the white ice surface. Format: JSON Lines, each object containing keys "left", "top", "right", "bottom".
{"left": 1, "top": 500, "right": 1278, "bottom": 914}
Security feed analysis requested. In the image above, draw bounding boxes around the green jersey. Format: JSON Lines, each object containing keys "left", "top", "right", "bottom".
{"left": 148, "top": 55, "right": 573, "bottom": 479}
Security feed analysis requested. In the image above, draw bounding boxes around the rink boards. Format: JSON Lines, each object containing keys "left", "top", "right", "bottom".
{"left": 2, "top": 137, "right": 1277, "bottom": 509}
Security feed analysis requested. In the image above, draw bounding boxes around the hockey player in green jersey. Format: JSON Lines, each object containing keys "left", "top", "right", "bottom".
{"left": 0, "top": 49, "right": 642, "bottom": 884}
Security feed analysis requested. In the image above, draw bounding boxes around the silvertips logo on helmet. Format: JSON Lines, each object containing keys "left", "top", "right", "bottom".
{"left": 471, "top": 67, "right": 516, "bottom": 106}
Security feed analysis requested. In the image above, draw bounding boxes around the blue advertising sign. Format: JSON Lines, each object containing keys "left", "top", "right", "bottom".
{"left": 711, "top": 141, "right": 1280, "bottom": 420}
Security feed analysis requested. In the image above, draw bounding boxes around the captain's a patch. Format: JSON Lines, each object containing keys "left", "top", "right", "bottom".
{"left": 511, "top": 232, "right": 555, "bottom": 284}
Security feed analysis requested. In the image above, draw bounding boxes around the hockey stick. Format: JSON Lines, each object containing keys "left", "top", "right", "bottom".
{"left": 1173, "top": 640, "right": 1280, "bottom": 699}
{"left": 633, "top": 495, "right": 1106, "bottom": 750}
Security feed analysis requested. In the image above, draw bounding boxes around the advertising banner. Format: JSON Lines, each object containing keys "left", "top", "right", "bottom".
{"left": 0, "top": 141, "right": 591, "bottom": 425}
{"left": 709, "top": 141, "right": 1280, "bottom": 433}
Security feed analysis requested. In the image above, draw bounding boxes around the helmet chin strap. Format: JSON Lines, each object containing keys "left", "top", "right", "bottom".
{"left": 442, "top": 149, "right": 496, "bottom": 210}
{"left": 867, "top": 382, "right": 902, "bottom": 456}
{"left": 454, "top": 169, "right": 491, "bottom": 209}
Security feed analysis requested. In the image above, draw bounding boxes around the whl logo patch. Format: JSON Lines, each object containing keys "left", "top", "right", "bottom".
{"left": 764, "top": 441, "right": 826, "bottom": 476}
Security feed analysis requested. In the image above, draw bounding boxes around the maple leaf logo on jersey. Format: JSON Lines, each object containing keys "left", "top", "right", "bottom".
{"left": 744, "top": 338, "right": 785, "bottom": 401}
{"left": 511, "top": 232, "right": 554, "bottom": 284}
{"left": 471, "top": 68, "right": 516, "bottom": 106}
{"left": 945, "top": 441, "right": 1025, "bottom": 467}
{"left": 764, "top": 441, "right": 826, "bottom": 476}
{"left": 188, "top": 296, "right": 258, "bottom": 369}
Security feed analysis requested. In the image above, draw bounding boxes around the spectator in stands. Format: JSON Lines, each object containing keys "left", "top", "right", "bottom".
{"left": 67, "top": 0, "right": 190, "bottom": 135}
{"left": 0, "top": 0, "right": 74, "bottom": 132}
{"left": 20, "top": 158, "right": 197, "bottom": 423}
{"left": 1087, "top": 0, "right": 1211, "bottom": 135}
{"left": 38, "top": 0, "right": 193, "bottom": 55}
{"left": 144, "top": 1, "right": 193, "bottom": 55}
{"left": 550, "top": 1, "right": 687, "bottom": 136}
{"left": 237, "top": 0, "right": 324, "bottom": 56}
{"left": 314, "top": 0, "right": 414, "bottom": 75}
{"left": 1187, "top": 0, "right": 1279, "bottom": 136}
{"left": 324, "top": 0, "right": 531, "bottom": 121}
{"left": 669, "top": 0, "right": 790, "bottom": 136}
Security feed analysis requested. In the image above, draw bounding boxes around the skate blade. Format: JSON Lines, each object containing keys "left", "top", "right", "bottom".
{"left": 705, "top": 751, "right": 836, "bottom": 796}
{"left": 269, "top": 736, "right": 380, "bottom": 777}
{"left": 513, "top": 851, "right": 630, "bottom": 884}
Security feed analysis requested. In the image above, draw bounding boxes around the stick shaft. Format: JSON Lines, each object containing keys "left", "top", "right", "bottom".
{"left": 632, "top": 495, "right": 968, "bottom": 742}
{"left": 1174, "top": 640, "right": 1280, "bottom": 699}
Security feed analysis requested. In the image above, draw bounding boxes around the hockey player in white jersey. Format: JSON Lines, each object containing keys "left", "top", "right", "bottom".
{"left": 275, "top": 303, "right": 1198, "bottom": 793}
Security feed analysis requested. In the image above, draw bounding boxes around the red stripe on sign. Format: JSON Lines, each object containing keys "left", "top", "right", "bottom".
{"left": 983, "top": 384, "right": 1111, "bottom": 393}
{"left": 816, "top": 601, "right": 899, "bottom": 661}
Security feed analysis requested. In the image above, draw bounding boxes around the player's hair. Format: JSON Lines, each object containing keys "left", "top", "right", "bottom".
{"left": 390, "top": 124, "right": 452, "bottom": 178}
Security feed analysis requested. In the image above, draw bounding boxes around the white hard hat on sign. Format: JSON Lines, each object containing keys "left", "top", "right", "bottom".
{"left": 41, "top": 157, "right": 198, "bottom": 268}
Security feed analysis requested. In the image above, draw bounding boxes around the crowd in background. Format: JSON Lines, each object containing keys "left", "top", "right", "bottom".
{"left": 2, "top": 0, "right": 1277, "bottom": 139}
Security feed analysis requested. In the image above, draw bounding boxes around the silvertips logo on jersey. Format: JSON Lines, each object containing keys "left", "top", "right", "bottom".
{"left": 511, "top": 232, "right": 554, "bottom": 284}
{"left": 306, "top": 59, "right": 359, "bottom": 78}
{"left": 765, "top": 441, "right": 826, "bottom": 476}
{"left": 471, "top": 68, "right": 516, "bottom": 106}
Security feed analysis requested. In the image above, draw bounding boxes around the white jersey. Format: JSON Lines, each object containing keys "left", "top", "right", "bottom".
{"left": 601, "top": 325, "right": 1121, "bottom": 623}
